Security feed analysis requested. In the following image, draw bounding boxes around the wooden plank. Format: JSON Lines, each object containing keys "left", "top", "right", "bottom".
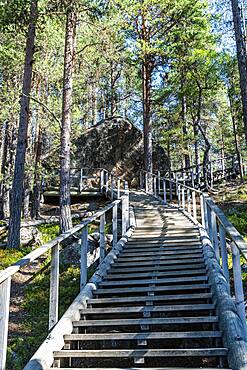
{"left": 112, "top": 258, "right": 205, "bottom": 268}
{"left": 49, "top": 243, "right": 59, "bottom": 330}
{"left": 64, "top": 330, "right": 221, "bottom": 341}
{"left": 54, "top": 348, "right": 227, "bottom": 358}
{"left": 47, "top": 368, "right": 230, "bottom": 370}
{"left": 99, "top": 276, "right": 208, "bottom": 287}
{"left": 79, "top": 304, "right": 214, "bottom": 314}
{"left": 123, "top": 246, "right": 202, "bottom": 252}
{"left": 109, "top": 263, "right": 206, "bottom": 274}
{"left": 120, "top": 250, "right": 203, "bottom": 257}
{"left": 87, "top": 293, "right": 212, "bottom": 305}
{"left": 94, "top": 284, "right": 210, "bottom": 295}
{"left": 105, "top": 269, "right": 207, "bottom": 280}
{"left": 116, "top": 253, "right": 203, "bottom": 262}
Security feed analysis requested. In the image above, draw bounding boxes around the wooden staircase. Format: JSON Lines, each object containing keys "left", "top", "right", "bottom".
{"left": 49, "top": 193, "right": 229, "bottom": 370}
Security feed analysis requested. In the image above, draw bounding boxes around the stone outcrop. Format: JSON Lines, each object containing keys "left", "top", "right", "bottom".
{"left": 73, "top": 117, "right": 169, "bottom": 186}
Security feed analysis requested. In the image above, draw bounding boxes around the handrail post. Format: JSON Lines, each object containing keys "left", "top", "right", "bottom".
{"left": 100, "top": 213, "right": 106, "bottom": 261}
{"left": 125, "top": 182, "right": 130, "bottom": 229}
{"left": 79, "top": 168, "right": 83, "bottom": 192}
{"left": 80, "top": 226, "right": 88, "bottom": 290}
{"left": 157, "top": 171, "right": 161, "bottom": 195}
{"left": 211, "top": 211, "right": 220, "bottom": 262}
{"left": 49, "top": 242, "right": 60, "bottom": 330}
{"left": 177, "top": 184, "right": 181, "bottom": 207}
{"left": 219, "top": 224, "right": 229, "bottom": 283}
{"left": 182, "top": 186, "right": 185, "bottom": 209}
{"left": 100, "top": 169, "right": 104, "bottom": 193}
{"left": 0, "top": 277, "right": 11, "bottom": 370}
{"left": 200, "top": 194, "right": 205, "bottom": 228}
{"left": 163, "top": 178, "right": 167, "bottom": 205}
{"left": 112, "top": 203, "right": 118, "bottom": 248}
{"left": 169, "top": 179, "right": 172, "bottom": 202}
{"left": 110, "top": 174, "right": 114, "bottom": 200}
{"left": 105, "top": 171, "right": 109, "bottom": 195}
{"left": 117, "top": 177, "right": 121, "bottom": 199}
{"left": 140, "top": 171, "right": 143, "bottom": 189}
{"left": 192, "top": 190, "right": 197, "bottom": 220}
{"left": 145, "top": 172, "right": 148, "bottom": 193}
{"left": 122, "top": 194, "right": 127, "bottom": 235}
{"left": 153, "top": 176, "right": 157, "bottom": 197}
{"left": 187, "top": 188, "right": 191, "bottom": 214}
{"left": 207, "top": 203, "right": 213, "bottom": 240}
{"left": 231, "top": 243, "right": 246, "bottom": 325}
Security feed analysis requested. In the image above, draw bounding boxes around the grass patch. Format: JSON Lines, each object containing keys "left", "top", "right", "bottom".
{"left": 0, "top": 246, "right": 32, "bottom": 270}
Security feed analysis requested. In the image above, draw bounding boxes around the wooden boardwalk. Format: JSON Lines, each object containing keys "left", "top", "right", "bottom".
{"left": 48, "top": 191, "right": 228, "bottom": 370}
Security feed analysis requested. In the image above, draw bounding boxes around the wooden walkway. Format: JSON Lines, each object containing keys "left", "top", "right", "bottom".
{"left": 49, "top": 191, "right": 228, "bottom": 370}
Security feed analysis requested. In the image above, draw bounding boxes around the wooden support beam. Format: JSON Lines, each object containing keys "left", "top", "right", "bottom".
{"left": 0, "top": 277, "right": 11, "bottom": 370}
{"left": 49, "top": 243, "right": 60, "bottom": 330}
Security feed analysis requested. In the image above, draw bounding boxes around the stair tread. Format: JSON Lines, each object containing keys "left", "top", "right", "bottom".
{"left": 99, "top": 276, "right": 208, "bottom": 286}
{"left": 94, "top": 284, "right": 210, "bottom": 295}
{"left": 112, "top": 259, "right": 205, "bottom": 267}
{"left": 109, "top": 264, "right": 206, "bottom": 273}
{"left": 54, "top": 348, "right": 227, "bottom": 357}
{"left": 80, "top": 304, "right": 215, "bottom": 314}
{"left": 73, "top": 316, "right": 218, "bottom": 326}
{"left": 106, "top": 269, "right": 207, "bottom": 280}
{"left": 87, "top": 293, "right": 212, "bottom": 304}
{"left": 64, "top": 331, "right": 221, "bottom": 340}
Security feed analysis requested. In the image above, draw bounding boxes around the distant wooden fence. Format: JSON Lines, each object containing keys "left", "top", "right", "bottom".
{"left": 0, "top": 169, "right": 130, "bottom": 370}
{"left": 140, "top": 170, "right": 247, "bottom": 327}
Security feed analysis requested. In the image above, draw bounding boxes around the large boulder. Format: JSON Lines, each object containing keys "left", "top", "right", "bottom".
{"left": 73, "top": 117, "right": 169, "bottom": 186}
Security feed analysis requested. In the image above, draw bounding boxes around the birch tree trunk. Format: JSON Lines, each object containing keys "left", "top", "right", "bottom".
{"left": 59, "top": 10, "right": 77, "bottom": 233}
{"left": 7, "top": 0, "right": 37, "bottom": 248}
{"left": 231, "top": 0, "right": 247, "bottom": 145}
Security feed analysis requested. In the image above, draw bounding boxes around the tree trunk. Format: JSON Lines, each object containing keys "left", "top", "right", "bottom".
{"left": 142, "top": 57, "right": 153, "bottom": 190}
{"left": 60, "top": 10, "right": 77, "bottom": 233}
{"left": 228, "top": 90, "right": 244, "bottom": 180}
{"left": 31, "top": 126, "right": 43, "bottom": 219}
{"left": 231, "top": 0, "right": 247, "bottom": 145}
{"left": 7, "top": 0, "right": 37, "bottom": 248}
{"left": 0, "top": 122, "right": 9, "bottom": 219}
{"left": 181, "top": 94, "right": 190, "bottom": 169}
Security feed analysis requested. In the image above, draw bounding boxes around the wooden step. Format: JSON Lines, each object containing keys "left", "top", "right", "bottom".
{"left": 123, "top": 246, "right": 202, "bottom": 252}
{"left": 64, "top": 330, "right": 221, "bottom": 341}
{"left": 116, "top": 254, "right": 203, "bottom": 262}
{"left": 105, "top": 269, "right": 207, "bottom": 280}
{"left": 109, "top": 263, "right": 206, "bottom": 274}
{"left": 94, "top": 284, "right": 210, "bottom": 295}
{"left": 48, "top": 367, "right": 229, "bottom": 370}
{"left": 99, "top": 276, "right": 208, "bottom": 287}
{"left": 80, "top": 304, "right": 215, "bottom": 315}
{"left": 87, "top": 292, "right": 212, "bottom": 305}
{"left": 112, "top": 258, "right": 205, "bottom": 268}
{"left": 121, "top": 248, "right": 202, "bottom": 255}
{"left": 54, "top": 348, "right": 227, "bottom": 358}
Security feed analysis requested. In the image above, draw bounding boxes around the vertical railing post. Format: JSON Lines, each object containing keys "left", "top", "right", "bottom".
{"left": 110, "top": 174, "right": 114, "bottom": 200}
{"left": 49, "top": 243, "right": 60, "bottom": 330}
{"left": 80, "top": 226, "right": 88, "bottom": 290}
{"left": 206, "top": 203, "right": 212, "bottom": 240}
{"left": 122, "top": 194, "right": 127, "bottom": 235}
{"left": 211, "top": 211, "right": 220, "bottom": 262}
{"left": 145, "top": 172, "right": 148, "bottom": 193}
{"left": 105, "top": 171, "right": 109, "bottom": 195}
{"left": 163, "top": 178, "right": 167, "bottom": 205}
{"left": 169, "top": 179, "right": 172, "bottom": 202}
{"left": 0, "top": 277, "right": 11, "bottom": 370}
{"left": 219, "top": 224, "right": 229, "bottom": 283}
{"left": 100, "top": 169, "right": 104, "bottom": 193}
{"left": 200, "top": 194, "right": 205, "bottom": 228}
{"left": 177, "top": 184, "right": 181, "bottom": 207}
{"left": 231, "top": 244, "right": 246, "bottom": 325}
{"left": 187, "top": 189, "right": 191, "bottom": 214}
{"left": 117, "top": 178, "right": 121, "bottom": 199}
{"left": 100, "top": 213, "right": 106, "bottom": 261}
{"left": 182, "top": 186, "right": 185, "bottom": 209}
{"left": 79, "top": 168, "right": 83, "bottom": 192}
{"left": 140, "top": 171, "right": 143, "bottom": 189}
{"left": 157, "top": 171, "right": 161, "bottom": 195}
{"left": 192, "top": 190, "right": 197, "bottom": 220}
{"left": 112, "top": 203, "right": 118, "bottom": 248}
{"left": 153, "top": 176, "right": 157, "bottom": 197}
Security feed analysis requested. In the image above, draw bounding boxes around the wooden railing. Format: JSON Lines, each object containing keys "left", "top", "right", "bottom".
{"left": 0, "top": 169, "right": 130, "bottom": 370}
{"left": 140, "top": 170, "right": 247, "bottom": 326}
